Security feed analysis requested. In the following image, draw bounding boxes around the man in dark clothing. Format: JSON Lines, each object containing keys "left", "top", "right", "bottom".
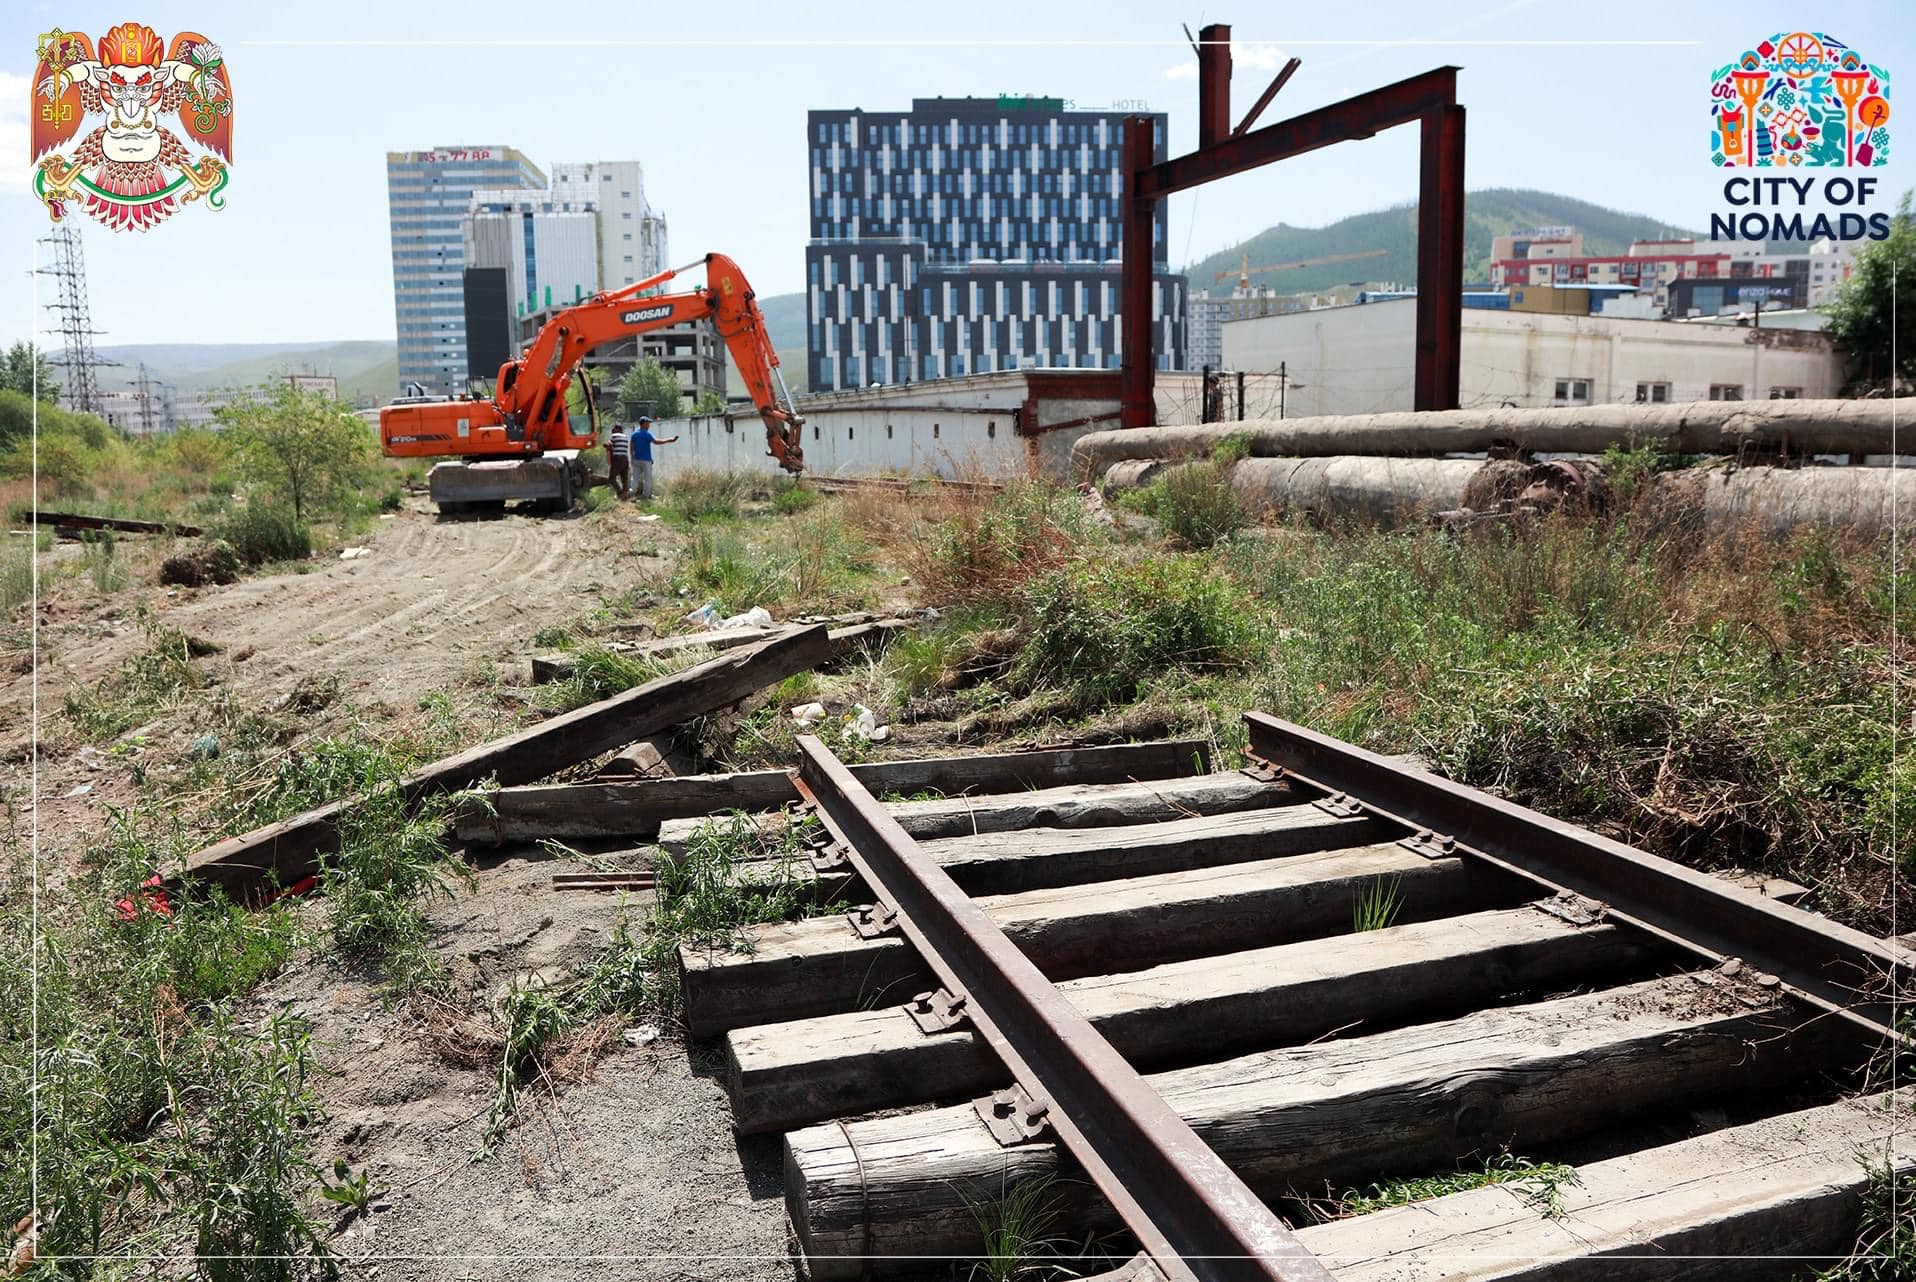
{"left": 606, "top": 422, "right": 632, "bottom": 499}
{"left": 629, "top": 414, "right": 678, "bottom": 501}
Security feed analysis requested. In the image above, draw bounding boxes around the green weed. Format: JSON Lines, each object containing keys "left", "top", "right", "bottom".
{"left": 964, "top": 1174, "right": 1070, "bottom": 1281}
{"left": 661, "top": 469, "right": 750, "bottom": 524}
{"left": 84, "top": 531, "right": 126, "bottom": 593}
{"left": 1817, "top": 1162, "right": 1915, "bottom": 1280}
{"left": 0, "top": 545, "right": 31, "bottom": 614}
{"left": 62, "top": 610, "right": 211, "bottom": 740}
{"left": 770, "top": 478, "right": 819, "bottom": 515}
{"left": 1334, "top": 1151, "right": 1583, "bottom": 1220}
{"left": 212, "top": 503, "right": 312, "bottom": 567}
{"left": 321, "top": 770, "right": 471, "bottom": 996}
{"left": 1352, "top": 876, "right": 1405, "bottom": 933}
{"left": 0, "top": 824, "right": 333, "bottom": 1279}
{"left": 1012, "top": 555, "right": 1267, "bottom": 707}
{"left": 537, "top": 645, "right": 682, "bottom": 712}
{"left": 478, "top": 811, "right": 837, "bottom": 1148}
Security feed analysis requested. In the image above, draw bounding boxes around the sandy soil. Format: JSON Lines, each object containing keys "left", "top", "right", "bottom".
{"left": 4, "top": 499, "right": 667, "bottom": 866}
{"left": 256, "top": 851, "right": 793, "bottom": 1282}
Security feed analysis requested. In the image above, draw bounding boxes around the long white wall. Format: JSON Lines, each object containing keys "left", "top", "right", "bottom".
{"left": 1222, "top": 299, "right": 1843, "bottom": 416}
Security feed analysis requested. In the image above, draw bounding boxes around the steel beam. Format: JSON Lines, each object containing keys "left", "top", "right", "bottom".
{"left": 793, "top": 734, "right": 1333, "bottom": 1282}
{"left": 1120, "top": 117, "right": 1160, "bottom": 430}
{"left": 1135, "top": 68, "right": 1458, "bottom": 200}
{"left": 1243, "top": 713, "right": 1913, "bottom": 1042}
{"left": 1415, "top": 103, "right": 1466, "bottom": 410}
{"left": 1197, "top": 23, "right": 1233, "bottom": 149}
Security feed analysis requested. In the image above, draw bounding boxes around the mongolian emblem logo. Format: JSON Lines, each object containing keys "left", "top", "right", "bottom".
{"left": 29, "top": 22, "right": 233, "bottom": 231}
{"left": 1711, "top": 32, "right": 1889, "bottom": 167}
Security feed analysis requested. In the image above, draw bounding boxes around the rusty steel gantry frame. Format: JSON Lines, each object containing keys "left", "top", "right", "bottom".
{"left": 1120, "top": 23, "right": 1466, "bottom": 427}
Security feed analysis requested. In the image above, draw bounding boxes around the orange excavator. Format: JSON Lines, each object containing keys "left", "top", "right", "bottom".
{"left": 381, "top": 252, "right": 804, "bottom": 514}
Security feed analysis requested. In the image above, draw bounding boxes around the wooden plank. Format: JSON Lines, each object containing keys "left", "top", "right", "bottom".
{"left": 783, "top": 972, "right": 1839, "bottom": 1276}
{"left": 174, "top": 625, "right": 834, "bottom": 902}
{"left": 1298, "top": 1091, "right": 1914, "bottom": 1280}
{"left": 529, "top": 618, "right": 915, "bottom": 684}
{"left": 655, "top": 770, "right": 1302, "bottom": 853}
{"left": 30, "top": 509, "right": 202, "bottom": 536}
{"left": 837, "top": 802, "right": 1392, "bottom": 898}
{"left": 680, "top": 842, "right": 1505, "bottom": 1036}
{"left": 725, "top": 901, "right": 1661, "bottom": 1134}
{"left": 454, "top": 739, "right": 1215, "bottom": 844}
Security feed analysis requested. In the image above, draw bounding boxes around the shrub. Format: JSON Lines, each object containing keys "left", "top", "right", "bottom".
{"left": 1155, "top": 461, "right": 1243, "bottom": 548}
{"left": 214, "top": 503, "right": 311, "bottom": 566}
{"left": 770, "top": 478, "right": 819, "bottom": 515}
{"left": 663, "top": 469, "right": 750, "bottom": 524}
{"left": 160, "top": 539, "right": 243, "bottom": 588}
{"left": 907, "top": 479, "right": 1104, "bottom": 608}
{"left": 1012, "top": 554, "right": 1267, "bottom": 705}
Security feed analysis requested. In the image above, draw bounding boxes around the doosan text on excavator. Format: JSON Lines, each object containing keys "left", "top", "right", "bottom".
{"left": 380, "top": 253, "right": 804, "bottom": 514}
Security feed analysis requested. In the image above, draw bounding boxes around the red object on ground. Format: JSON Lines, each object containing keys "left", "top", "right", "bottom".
{"left": 114, "top": 874, "right": 174, "bottom": 922}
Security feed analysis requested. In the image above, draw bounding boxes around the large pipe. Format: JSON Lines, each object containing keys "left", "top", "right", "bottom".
{"left": 1100, "top": 455, "right": 1916, "bottom": 538}
{"left": 1072, "top": 399, "right": 1914, "bottom": 480}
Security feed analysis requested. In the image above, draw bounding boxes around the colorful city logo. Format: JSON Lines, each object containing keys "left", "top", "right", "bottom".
{"left": 1711, "top": 32, "right": 1888, "bottom": 167}
{"left": 29, "top": 22, "right": 233, "bottom": 231}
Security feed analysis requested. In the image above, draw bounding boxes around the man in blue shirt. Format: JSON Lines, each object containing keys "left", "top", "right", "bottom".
{"left": 629, "top": 414, "right": 678, "bottom": 502}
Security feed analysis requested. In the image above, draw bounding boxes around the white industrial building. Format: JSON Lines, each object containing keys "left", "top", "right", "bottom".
{"left": 549, "top": 160, "right": 669, "bottom": 290}
{"left": 1222, "top": 297, "right": 1843, "bottom": 417}
{"left": 651, "top": 368, "right": 1289, "bottom": 482}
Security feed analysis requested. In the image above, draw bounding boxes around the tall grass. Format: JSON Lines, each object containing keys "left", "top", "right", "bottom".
{"left": 0, "top": 815, "right": 334, "bottom": 1279}
{"left": 840, "top": 477, "right": 1910, "bottom": 934}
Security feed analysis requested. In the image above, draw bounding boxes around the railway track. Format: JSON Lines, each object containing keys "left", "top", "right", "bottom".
{"left": 650, "top": 713, "right": 1914, "bottom": 1280}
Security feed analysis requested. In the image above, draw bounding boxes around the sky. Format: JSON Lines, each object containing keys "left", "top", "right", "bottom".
{"left": 2, "top": 1, "right": 1909, "bottom": 349}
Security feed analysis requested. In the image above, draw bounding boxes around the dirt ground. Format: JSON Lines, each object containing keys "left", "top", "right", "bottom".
{"left": 11, "top": 499, "right": 808, "bottom": 1279}
{"left": 4, "top": 498, "right": 665, "bottom": 870}
{"left": 257, "top": 852, "right": 793, "bottom": 1282}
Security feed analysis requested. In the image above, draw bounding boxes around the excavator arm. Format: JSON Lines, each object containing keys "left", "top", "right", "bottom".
{"left": 498, "top": 253, "right": 805, "bottom": 473}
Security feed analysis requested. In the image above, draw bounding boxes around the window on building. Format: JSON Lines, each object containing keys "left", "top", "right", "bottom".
{"left": 1553, "top": 379, "right": 1592, "bottom": 405}
{"left": 1709, "top": 384, "right": 1744, "bottom": 401}
{"left": 1769, "top": 386, "right": 1802, "bottom": 399}
{"left": 1635, "top": 381, "right": 1671, "bottom": 403}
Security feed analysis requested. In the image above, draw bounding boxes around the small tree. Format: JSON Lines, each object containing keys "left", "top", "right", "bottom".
{"left": 1823, "top": 191, "right": 1916, "bottom": 393}
{"left": 0, "top": 341, "right": 60, "bottom": 403}
{"left": 217, "top": 382, "right": 374, "bottom": 522}
{"left": 693, "top": 388, "right": 727, "bottom": 415}
{"left": 616, "top": 358, "right": 685, "bottom": 420}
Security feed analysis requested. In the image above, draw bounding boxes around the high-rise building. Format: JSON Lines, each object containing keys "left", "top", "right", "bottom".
{"left": 806, "top": 97, "right": 1187, "bottom": 392}
{"left": 550, "top": 161, "right": 669, "bottom": 289}
{"left": 386, "top": 145, "right": 545, "bottom": 395}
{"left": 460, "top": 161, "right": 712, "bottom": 406}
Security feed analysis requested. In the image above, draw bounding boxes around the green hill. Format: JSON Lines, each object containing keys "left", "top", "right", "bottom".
{"left": 1181, "top": 188, "right": 1704, "bottom": 294}
{"left": 726, "top": 291, "right": 809, "bottom": 395}
{"left": 87, "top": 339, "right": 399, "bottom": 407}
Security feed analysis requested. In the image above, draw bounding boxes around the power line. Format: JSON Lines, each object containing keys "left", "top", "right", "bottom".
{"left": 36, "top": 223, "right": 117, "bottom": 415}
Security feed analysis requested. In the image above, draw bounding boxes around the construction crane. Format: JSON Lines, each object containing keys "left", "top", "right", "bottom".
{"left": 380, "top": 252, "right": 803, "bottom": 515}
{"left": 1214, "top": 247, "right": 1390, "bottom": 291}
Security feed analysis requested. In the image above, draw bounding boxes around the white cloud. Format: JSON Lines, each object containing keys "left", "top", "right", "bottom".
{"left": 0, "top": 72, "right": 30, "bottom": 193}
{"left": 1233, "top": 42, "right": 1288, "bottom": 72}
{"left": 1162, "top": 41, "right": 1288, "bottom": 81}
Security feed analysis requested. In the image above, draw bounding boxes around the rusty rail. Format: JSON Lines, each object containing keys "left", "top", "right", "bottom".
{"left": 792, "top": 734, "right": 1333, "bottom": 1282}
{"left": 1243, "top": 712, "right": 1912, "bottom": 1042}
